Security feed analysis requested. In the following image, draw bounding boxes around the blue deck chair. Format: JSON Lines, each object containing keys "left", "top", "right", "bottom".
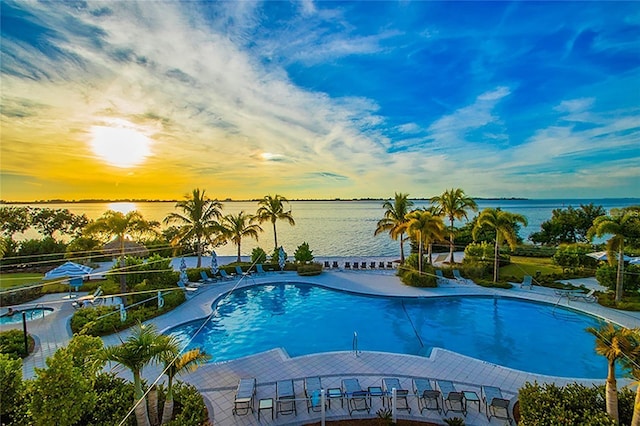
{"left": 276, "top": 379, "right": 297, "bottom": 417}
{"left": 232, "top": 378, "right": 256, "bottom": 415}
{"left": 520, "top": 275, "right": 533, "bottom": 289}
{"left": 382, "top": 378, "right": 411, "bottom": 412}
{"left": 235, "top": 266, "right": 251, "bottom": 277}
{"left": 453, "top": 270, "right": 470, "bottom": 284}
{"left": 199, "top": 271, "right": 215, "bottom": 284}
{"left": 218, "top": 269, "right": 235, "bottom": 280}
{"left": 304, "top": 376, "right": 324, "bottom": 413}
{"left": 342, "top": 378, "right": 370, "bottom": 415}
{"left": 256, "top": 264, "right": 267, "bottom": 274}
{"left": 413, "top": 378, "right": 441, "bottom": 414}
{"left": 435, "top": 269, "right": 447, "bottom": 285}
{"left": 436, "top": 380, "right": 466, "bottom": 416}
{"left": 481, "top": 385, "right": 512, "bottom": 424}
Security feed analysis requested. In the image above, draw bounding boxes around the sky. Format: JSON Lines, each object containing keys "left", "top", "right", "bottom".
{"left": 1, "top": 1, "right": 639, "bottom": 202}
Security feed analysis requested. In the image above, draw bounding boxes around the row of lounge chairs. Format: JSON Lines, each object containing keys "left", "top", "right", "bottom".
{"left": 323, "top": 261, "right": 396, "bottom": 269}
{"left": 232, "top": 376, "right": 513, "bottom": 423}
{"left": 197, "top": 264, "right": 275, "bottom": 284}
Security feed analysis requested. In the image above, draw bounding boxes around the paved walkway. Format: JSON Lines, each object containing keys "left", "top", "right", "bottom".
{"left": 3, "top": 267, "right": 640, "bottom": 425}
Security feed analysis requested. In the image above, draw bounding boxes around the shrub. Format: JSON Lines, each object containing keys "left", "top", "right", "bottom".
{"left": 297, "top": 262, "right": 322, "bottom": 276}
{"left": 399, "top": 268, "right": 437, "bottom": 288}
{"left": 474, "top": 278, "right": 513, "bottom": 289}
{"left": 596, "top": 264, "right": 640, "bottom": 294}
{"left": 294, "top": 242, "right": 314, "bottom": 263}
{"left": 251, "top": 247, "right": 268, "bottom": 263}
{"left": 0, "top": 330, "right": 34, "bottom": 359}
{"left": 0, "top": 353, "right": 24, "bottom": 421}
{"left": 553, "top": 243, "right": 598, "bottom": 272}
{"left": 512, "top": 245, "right": 557, "bottom": 257}
{"left": 79, "top": 373, "right": 135, "bottom": 426}
{"left": 161, "top": 382, "right": 209, "bottom": 426}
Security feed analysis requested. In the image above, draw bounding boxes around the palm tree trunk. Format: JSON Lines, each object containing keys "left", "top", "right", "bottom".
{"left": 493, "top": 240, "right": 499, "bottom": 282}
{"left": 449, "top": 218, "right": 455, "bottom": 264}
{"left": 427, "top": 243, "right": 433, "bottom": 265}
{"left": 133, "top": 371, "right": 151, "bottom": 426}
{"left": 148, "top": 385, "right": 159, "bottom": 426}
{"left": 418, "top": 234, "right": 423, "bottom": 274}
{"left": 196, "top": 238, "right": 202, "bottom": 268}
{"left": 161, "top": 377, "right": 174, "bottom": 425}
{"left": 119, "top": 237, "right": 128, "bottom": 306}
{"left": 631, "top": 384, "right": 640, "bottom": 426}
{"left": 606, "top": 360, "right": 619, "bottom": 423}
{"left": 272, "top": 220, "right": 278, "bottom": 250}
{"left": 237, "top": 242, "right": 241, "bottom": 264}
{"left": 616, "top": 249, "right": 624, "bottom": 302}
{"left": 399, "top": 232, "right": 405, "bottom": 263}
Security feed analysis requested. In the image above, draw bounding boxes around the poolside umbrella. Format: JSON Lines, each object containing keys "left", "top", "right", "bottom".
{"left": 629, "top": 257, "right": 640, "bottom": 265}
{"left": 210, "top": 250, "right": 218, "bottom": 275}
{"left": 278, "top": 246, "right": 285, "bottom": 271}
{"left": 179, "top": 257, "right": 189, "bottom": 285}
{"left": 587, "top": 251, "right": 633, "bottom": 262}
{"left": 44, "top": 261, "right": 93, "bottom": 299}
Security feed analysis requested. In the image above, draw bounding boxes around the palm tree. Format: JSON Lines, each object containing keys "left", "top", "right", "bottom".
{"left": 84, "top": 210, "right": 158, "bottom": 304}
{"left": 101, "top": 323, "right": 178, "bottom": 426}
{"left": 374, "top": 193, "right": 414, "bottom": 264}
{"left": 586, "top": 323, "right": 634, "bottom": 423}
{"left": 216, "top": 212, "right": 262, "bottom": 263}
{"left": 404, "top": 209, "right": 446, "bottom": 273}
{"left": 587, "top": 207, "right": 640, "bottom": 302}
{"left": 163, "top": 188, "right": 223, "bottom": 268}
{"left": 256, "top": 194, "right": 295, "bottom": 250}
{"left": 430, "top": 188, "right": 478, "bottom": 264}
{"left": 620, "top": 328, "right": 640, "bottom": 426}
{"left": 160, "top": 347, "right": 211, "bottom": 424}
{"left": 473, "top": 208, "right": 527, "bottom": 282}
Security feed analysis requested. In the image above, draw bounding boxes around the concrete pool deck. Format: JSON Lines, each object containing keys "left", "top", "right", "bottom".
{"left": 4, "top": 267, "right": 640, "bottom": 425}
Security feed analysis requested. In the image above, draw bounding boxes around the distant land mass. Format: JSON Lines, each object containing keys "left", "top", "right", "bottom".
{"left": 0, "top": 197, "right": 534, "bottom": 204}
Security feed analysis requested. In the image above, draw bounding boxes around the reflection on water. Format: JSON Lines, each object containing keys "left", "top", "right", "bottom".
{"left": 107, "top": 202, "right": 137, "bottom": 214}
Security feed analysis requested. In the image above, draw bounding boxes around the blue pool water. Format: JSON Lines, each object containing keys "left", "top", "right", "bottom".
{"left": 167, "top": 283, "right": 609, "bottom": 378}
{"left": 0, "top": 307, "right": 54, "bottom": 325}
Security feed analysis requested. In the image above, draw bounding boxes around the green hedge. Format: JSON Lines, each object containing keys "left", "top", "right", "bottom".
{"left": 512, "top": 245, "right": 557, "bottom": 257}
{"left": 398, "top": 267, "right": 437, "bottom": 288}
{"left": 0, "top": 330, "right": 35, "bottom": 359}
{"left": 297, "top": 263, "right": 323, "bottom": 276}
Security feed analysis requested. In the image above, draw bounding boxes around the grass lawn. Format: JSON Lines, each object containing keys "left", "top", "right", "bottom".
{"left": 500, "top": 256, "right": 563, "bottom": 280}
{"left": 0, "top": 273, "right": 44, "bottom": 290}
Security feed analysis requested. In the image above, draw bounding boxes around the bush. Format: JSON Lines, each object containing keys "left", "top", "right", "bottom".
{"left": 596, "top": 264, "right": 640, "bottom": 294}
{"left": 294, "top": 242, "right": 314, "bottom": 263}
{"left": 297, "top": 262, "right": 323, "bottom": 276}
{"left": 161, "top": 381, "right": 209, "bottom": 426}
{"left": 474, "top": 278, "right": 513, "bottom": 289}
{"left": 399, "top": 268, "right": 437, "bottom": 288}
{"left": 553, "top": 244, "right": 598, "bottom": 272}
{"left": 251, "top": 247, "right": 268, "bottom": 264}
{"left": 512, "top": 245, "right": 557, "bottom": 257}
{"left": 518, "top": 381, "right": 634, "bottom": 426}
{"left": 80, "top": 373, "right": 135, "bottom": 426}
{"left": 0, "top": 330, "right": 34, "bottom": 359}
{"left": 0, "top": 353, "right": 24, "bottom": 422}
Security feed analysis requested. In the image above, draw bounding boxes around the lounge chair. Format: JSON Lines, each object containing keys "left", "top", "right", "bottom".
{"left": 379, "top": 261, "right": 385, "bottom": 269}
{"left": 453, "top": 270, "right": 470, "bottom": 284}
{"left": 413, "top": 378, "right": 441, "bottom": 414}
{"left": 177, "top": 280, "right": 198, "bottom": 292}
{"left": 256, "top": 264, "right": 267, "bottom": 274}
{"left": 341, "top": 378, "right": 370, "bottom": 415}
{"left": 332, "top": 261, "right": 339, "bottom": 268}
{"left": 345, "top": 262, "right": 351, "bottom": 269}
{"left": 434, "top": 253, "right": 449, "bottom": 263}
{"left": 304, "top": 376, "right": 324, "bottom": 413}
{"left": 72, "top": 287, "right": 104, "bottom": 308}
{"left": 235, "top": 266, "right": 251, "bottom": 277}
{"left": 386, "top": 261, "right": 394, "bottom": 269}
{"left": 436, "top": 380, "right": 466, "bottom": 416}
{"left": 361, "top": 262, "right": 367, "bottom": 269}
{"left": 218, "top": 269, "right": 235, "bottom": 280}
{"left": 276, "top": 379, "right": 297, "bottom": 417}
{"left": 324, "top": 261, "right": 331, "bottom": 268}
{"left": 481, "top": 385, "right": 512, "bottom": 424}
{"left": 370, "top": 262, "right": 376, "bottom": 269}
{"left": 232, "top": 378, "right": 256, "bottom": 415}
{"left": 382, "top": 378, "right": 411, "bottom": 413}
{"left": 568, "top": 288, "right": 598, "bottom": 303}
{"left": 199, "top": 271, "right": 215, "bottom": 284}
{"left": 435, "top": 269, "right": 448, "bottom": 285}
{"left": 520, "top": 275, "right": 533, "bottom": 289}
{"left": 353, "top": 262, "right": 359, "bottom": 269}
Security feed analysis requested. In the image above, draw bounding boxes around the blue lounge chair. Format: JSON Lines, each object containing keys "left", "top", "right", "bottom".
{"left": 199, "top": 271, "right": 215, "bottom": 284}
{"left": 232, "top": 377, "right": 256, "bottom": 415}
{"left": 276, "top": 379, "right": 297, "bottom": 417}
{"left": 342, "top": 378, "right": 370, "bottom": 415}
{"left": 453, "top": 270, "right": 470, "bottom": 284}
{"left": 435, "top": 269, "right": 447, "bottom": 285}
{"left": 520, "top": 275, "right": 533, "bottom": 289}
{"left": 219, "top": 269, "right": 235, "bottom": 280}
{"left": 235, "top": 266, "right": 251, "bottom": 277}
{"left": 436, "top": 380, "right": 466, "bottom": 416}
{"left": 382, "top": 378, "right": 411, "bottom": 412}
{"left": 256, "top": 264, "right": 267, "bottom": 274}
{"left": 413, "top": 378, "right": 441, "bottom": 414}
{"left": 481, "top": 385, "right": 512, "bottom": 424}
{"left": 304, "top": 376, "right": 324, "bottom": 413}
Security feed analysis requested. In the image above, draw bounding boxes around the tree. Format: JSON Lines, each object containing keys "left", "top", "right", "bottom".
{"left": 84, "top": 210, "right": 158, "bottom": 304}
{"left": 374, "top": 193, "right": 414, "bottom": 264}
{"left": 215, "top": 212, "right": 262, "bottom": 263}
{"left": 529, "top": 204, "right": 606, "bottom": 245}
{"left": 294, "top": 242, "right": 314, "bottom": 263}
{"left": 404, "top": 209, "right": 446, "bottom": 273}
{"left": 30, "top": 208, "right": 89, "bottom": 240}
{"left": 473, "top": 208, "right": 527, "bottom": 282}
{"left": 160, "top": 347, "right": 210, "bottom": 424}
{"left": 586, "top": 323, "right": 634, "bottom": 423}
{"left": 256, "top": 194, "right": 295, "bottom": 250}
{"left": 587, "top": 206, "right": 640, "bottom": 302}
{"left": 620, "top": 328, "right": 640, "bottom": 426}
{"left": 163, "top": 188, "right": 223, "bottom": 268}
{"left": 430, "top": 188, "right": 478, "bottom": 264}
{"left": 0, "top": 206, "right": 31, "bottom": 238}
{"left": 101, "top": 323, "right": 178, "bottom": 426}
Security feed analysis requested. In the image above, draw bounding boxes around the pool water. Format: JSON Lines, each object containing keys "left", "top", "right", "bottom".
{"left": 167, "top": 283, "right": 608, "bottom": 378}
{"left": 0, "top": 307, "right": 54, "bottom": 325}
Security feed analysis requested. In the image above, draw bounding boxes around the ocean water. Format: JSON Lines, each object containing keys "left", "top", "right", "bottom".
{"left": 3, "top": 198, "right": 638, "bottom": 257}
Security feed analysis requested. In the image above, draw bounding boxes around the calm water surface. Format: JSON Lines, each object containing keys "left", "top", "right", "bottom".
{"left": 4, "top": 198, "right": 638, "bottom": 257}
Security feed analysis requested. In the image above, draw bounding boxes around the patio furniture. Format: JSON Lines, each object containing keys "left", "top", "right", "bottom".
{"left": 342, "top": 378, "right": 370, "bottom": 415}
{"left": 276, "top": 379, "right": 297, "bottom": 417}
{"left": 304, "top": 376, "right": 324, "bottom": 413}
{"left": 481, "top": 385, "right": 512, "bottom": 424}
{"left": 232, "top": 378, "right": 256, "bottom": 415}
{"left": 437, "top": 380, "right": 466, "bottom": 416}
{"left": 258, "top": 398, "right": 274, "bottom": 420}
{"left": 382, "top": 377, "right": 411, "bottom": 412}
{"left": 413, "top": 378, "right": 442, "bottom": 414}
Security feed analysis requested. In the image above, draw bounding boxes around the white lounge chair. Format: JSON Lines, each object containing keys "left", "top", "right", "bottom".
{"left": 568, "top": 288, "right": 598, "bottom": 303}
{"left": 413, "top": 378, "right": 441, "bottom": 414}
{"left": 232, "top": 378, "right": 256, "bottom": 415}
{"left": 276, "top": 379, "right": 297, "bottom": 417}
{"left": 453, "top": 270, "right": 470, "bottom": 284}
{"left": 436, "top": 380, "right": 466, "bottom": 416}
{"left": 341, "top": 378, "right": 370, "bottom": 415}
{"left": 218, "top": 269, "right": 235, "bottom": 280}
{"left": 481, "top": 385, "right": 512, "bottom": 424}
{"left": 520, "top": 275, "right": 533, "bottom": 289}
{"left": 382, "top": 377, "right": 411, "bottom": 413}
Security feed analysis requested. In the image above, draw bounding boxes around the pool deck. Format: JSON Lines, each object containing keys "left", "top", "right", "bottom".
{"left": 4, "top": 267, "right": 640, "bottom": 425}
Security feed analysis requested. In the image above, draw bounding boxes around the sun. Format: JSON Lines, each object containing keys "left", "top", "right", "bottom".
{"left": 89, "top": 120, "right": 152, "bottom": 168}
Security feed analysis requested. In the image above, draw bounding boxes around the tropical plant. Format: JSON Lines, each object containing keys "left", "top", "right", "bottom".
{"left": 294, "top": 242, "right": 314, "bottom": 263}
{"left": 473, "top": 208, "right": 527, "bottom": 282}
{"left": 586, "top": 323, "right": 634, "bottom": 423}
{"left": 84, "top": 210, "right": 158, "bottom": 304}
{"left": 215, "top": 211, "right": 262, "bottom": 263}
{"left": 163, "top": 188, "right": 223, "bottom": 268}
{"left": 619, "top": 328, "right": 640, "bottom": 426}
{"left": 529, "top": 203, "right": 607, "bottom": 245}
{"left": 404, "top": 209, "right": 445, "bottom": 273}
{"left": 160, "top": 347, "right": 210, "bottom": 424}
{"left": 256, "top": 194, "right": 295, "bottom": 250}
{"left": 588, "top": 207, "right": 640, "bottom": 302}
{"left": 0, "top": 353, "right": 23, "bottom": 422}
{"left": 101, "top": 323, "right": 179, "bottom": 426}
{"left": 430, "top": 188, "right": 478, "bottom": 264}
{"left": 374, "top": 193, "right": 414, "bottom": 264}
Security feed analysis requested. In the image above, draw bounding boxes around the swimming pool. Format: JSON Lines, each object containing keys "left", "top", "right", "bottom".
{"left": 166, "top": 283, "right": 608, "bottom": 378}
{"left": 0, "top": 307, "right": 54, "bottom": 325}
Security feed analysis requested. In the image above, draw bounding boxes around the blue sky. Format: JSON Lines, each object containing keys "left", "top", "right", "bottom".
{"left": 1, "top": 1, "right": 639, "bottom": 201}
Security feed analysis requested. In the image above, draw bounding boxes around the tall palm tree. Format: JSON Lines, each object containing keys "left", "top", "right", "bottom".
{"left": 256, "top": 194, "right": 295, "bottom": 250}
{"left": 586, "top": 323, "right": 634, "bottom": 423}
{"left": 473, "top": 208, "right": 527, "bottom": 282}
{"left": 160, "top": 347, "right": 211, "bottom": 424}
{"left": 101, "top": 323, "right": 178, "bottom": 426}
{"left": 430, "top": 188, "right": 478, "bottom": 264}
{"left": 216, "top": 211, "right": 262, "bottom": 263}
{"left": 163, "top": 188, "right": 223, "bottom": 268}
{"left": 84, "top": 210, "right": 158, "bottom": 303}
{"left": 587, "top": 207, "right": 640, "bottom": 302}
{"left": 374, "top": 193, "right": 414, "bottom": 264}
{"left": 404, "top": 209, "right": 446, "bottom": 273}
{"left": 620, "top": 328, "right": 640, "bottom": 426}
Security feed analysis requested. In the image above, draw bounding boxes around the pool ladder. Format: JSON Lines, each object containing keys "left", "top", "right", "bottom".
{"left": 352, "top": 331, "right": 361, "bottom": 357}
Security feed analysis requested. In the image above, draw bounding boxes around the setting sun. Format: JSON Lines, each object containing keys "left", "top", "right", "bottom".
{"left": 89, "top": 121, "right": 152, "bottom": 168}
